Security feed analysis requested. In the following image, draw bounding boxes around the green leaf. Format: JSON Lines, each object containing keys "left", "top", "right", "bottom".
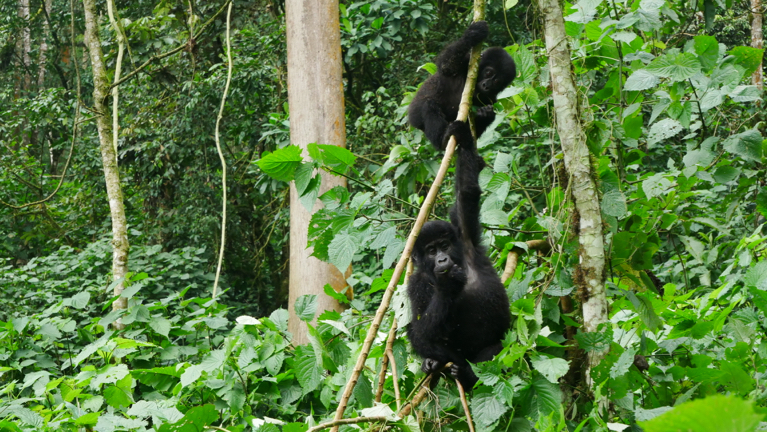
{"left": 645, "top": 53, "right": 701, "bottom": 82}
{"left": 417, "top": 62, "right": 437, "bottom": 75}
{"left": 575, "top": 329, "right": 610, "bottom": 352}
{"left": 158, "top": 404, "right": 219, "bottom": 432}
{"left": 610, "top": 347, "right": 636, "bottom": 378}
{"left": 328, "top": 231, "right": 357, "bottom": 273}
{"left": 531, "top": 377, "right": 562, "bottom": 418}
{"left": 323, "top": 284, "right": 350, "bottom": 304}
{"left": 713, "top": 166, "right": 740, "bottom": 183}
{"left": 309, "top": 144, "right": 357, "bottom": 174}
{"left": 295, "top": 294, "right": 318, "bottom": 322}
{"left": 642, "top": 173, "right": 673, "bottom": 199}
{"left": 723, "top": 129, "right": 763, "bottom": 162}
{"left": 201, "top": 349, "right": 226, "bottom": 372}
{"left": 470, "top": 388, "right": 508, "bottom": 427}
{"left": 299, "top": 175, "right": 320, "bottom": 211}
{"left": 294, "top": 163, "right": 315, "bottom": 195}
{"left": 104, "top": 385, "right": 133, "bottom": 408}
{"left": 8, "top": 407, "right": 43, "bottom": 428}
{"left": 624, "top": 69, "right": 660, "bottom": 91}
{"left": 382, "top": 237, "right": 405, "bottom": 269}
{"left": 602, "top": 190, "right": 627, "bottom": 218}
{"left": 730, "top": 46, "right": 765, "bottom": 76}
{"left": 149, "top": 316, "right": 171, "bottom": 338}
{"left": 264, "top": 352, "right": 284, "bottom": 375}
{"left": 699, "top": 89, "right": 724, "bottom": 111}
{"left": 257, "top": 145, "right": 303, "bottom": 182}
{"left": 647, "top": 118, "right": 683, "bottom": 147}
{"left": 369, "top": 226, "right": 396, "bottom": 249}
{"left": 69, "top": 292, "right": 90, "bottom": 309}
{"left": 284, "top": 423, "right": 309, "bottom": 432}
{"left": 703, "top": 0, "right": 715, "bottom": 30}
{"left": 530, "top": 355, "right": 570, "bottom": 383}
{"left": 625, "top": 291, "right": 662, "bottom": 330}
{"left": 744, "top": 260, "right": 767, "bottom": 290}
{"left": 353, "top": 374, "right": 373, "bottom": 408}
{"left": 694, "top": 35, "right": 719, "bottom": 71}
{"left": 512, "top": 44, "right": 537, "bottom": 83}
{"left": 639, "top": 395, "right": 760, "bottom": 432}
{"left": 74, "top": 412, "right": 100, "bottom": 426}
{"left": 270, "top": 308, "right": 289, "bottom": 332}
{"left": 565, "top": 0, "right": 603, "bottom": 24}
{"left": 180, "top": 364, "right": 204, "bottom": 388}
{"left": 294, "top": 345, "right": 322, "bottom": 394}
{"left": 728, "top": 85, "right": 761, "bottom": 103}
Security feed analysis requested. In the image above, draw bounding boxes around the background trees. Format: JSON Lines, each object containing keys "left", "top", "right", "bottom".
{"left": 0, "top": 0, "right": 765, "bottom": 430}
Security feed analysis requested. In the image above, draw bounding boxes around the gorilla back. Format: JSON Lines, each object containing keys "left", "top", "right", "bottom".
{"left": 406, "top": 120, "right": 511, "bottom": 389}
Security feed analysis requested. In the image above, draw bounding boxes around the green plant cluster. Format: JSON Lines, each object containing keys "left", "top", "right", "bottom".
{"left": 1, "top": 0, "right": 767, "bottom": 430}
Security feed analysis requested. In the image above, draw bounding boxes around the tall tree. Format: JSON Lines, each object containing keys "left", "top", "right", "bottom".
{"left": 538, "top": 0, "right": 608, "bottom": 387}
{"left": 82, "top": 0, "right": 130, "bottom": 327}
{"left": 752, "top": 0, "right": 763, "bottom": 89}
{"left": 284, "top": 0, "right": 348, "bottom": 344}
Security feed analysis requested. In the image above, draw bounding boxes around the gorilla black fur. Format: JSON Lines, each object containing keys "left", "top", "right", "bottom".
{"left": 407, "top": 120, "right": 511, "bottom": 389}
{"left": 408, "top": 21, "right": 517, "bottom": 150}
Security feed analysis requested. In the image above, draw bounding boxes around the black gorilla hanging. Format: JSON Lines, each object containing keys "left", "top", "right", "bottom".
{"left": 406, "top": 120, "right": 511, "bottom": 389}
{"left": 408, "top": 21, "right": 517, "bottom": 150}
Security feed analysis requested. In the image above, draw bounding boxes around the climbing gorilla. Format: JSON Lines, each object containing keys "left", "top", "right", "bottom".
{"left": 408, "top": 21, "right": 517, "bottom": 150}
{"left": 406, "top": 120, "right": 511, "bottom": 389}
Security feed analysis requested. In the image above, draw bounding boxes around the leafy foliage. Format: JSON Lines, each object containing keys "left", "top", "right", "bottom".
{"left": 2, "top": 0, "right": 767, "bottom": 429}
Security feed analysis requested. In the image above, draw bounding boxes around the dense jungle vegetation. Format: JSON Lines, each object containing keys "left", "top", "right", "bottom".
{"left": 0, "top": 0, "right": 766, "bottom": 430}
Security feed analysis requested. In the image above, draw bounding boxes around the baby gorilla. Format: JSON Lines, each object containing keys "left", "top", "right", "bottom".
{"left": 407, "top": 120, "right": 511, "bottom": 389}
{"left": 408, "top": 21, "right": 516, "bottom": 150}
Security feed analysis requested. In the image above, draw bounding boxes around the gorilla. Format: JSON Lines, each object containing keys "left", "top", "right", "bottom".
{"left": 408, "top": 21, "right": 517, "bottom": 150}
{"left": 406, "top": 120, "right": 511, "bottom": 389}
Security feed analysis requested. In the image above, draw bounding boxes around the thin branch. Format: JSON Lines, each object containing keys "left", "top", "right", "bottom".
{"left": 212, "top": 2, "right": 233, "bottom": 301}
{"left": 386, "top": 337, "right": 402, "bottom": 411}
{"left": 106, "top": 0, "right": 124, "bottom": 156}
{"left": 457, "top": 380, "right": 476, "bottom": 432}
{"left": 374, "top": 318, "right": 395, "bottom": 403}
{"left": 501, "top": 239, "right": 552, "bottom": 283}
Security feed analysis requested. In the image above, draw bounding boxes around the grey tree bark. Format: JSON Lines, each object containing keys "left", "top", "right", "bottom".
{"left": 17, "top": 0, "right": 31, "bottom": 90}
{"left": 82, "top": 0, "right": 130, "bottom": 327}
{"left": 752, "top": 0, "right": 763, "bottom": 89}
{"left": 285, "top": 0, "right": 347, "bottom": 345}
{"left": 537, "top": 0, "right": 608, "bottom": 383}
{"left": 37, "top": 0, "right": 52, "bottom": 88}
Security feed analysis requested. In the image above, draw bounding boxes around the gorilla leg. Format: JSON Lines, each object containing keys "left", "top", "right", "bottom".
{"left": 420, "top": 99, "right": 450, "bottom": 150}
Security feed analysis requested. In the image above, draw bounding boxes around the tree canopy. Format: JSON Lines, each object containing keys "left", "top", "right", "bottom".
{"left": 0, "top": 0, "right": 765, "bottom": 430}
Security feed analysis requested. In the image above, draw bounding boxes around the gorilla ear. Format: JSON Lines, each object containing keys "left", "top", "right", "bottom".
{"left": 410, "top": 250, "right": 421, "bottom": 267}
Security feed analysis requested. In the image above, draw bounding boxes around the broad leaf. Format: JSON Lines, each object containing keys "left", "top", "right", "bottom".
{"left": 639, "top": 395, "right": 760, "bottom": 432}
{"left": 645, "top": 53, "right": 701, "bottom": 82}
{"left": 294, "top": 294, "right": 318, "bottom": 322}
{"left": 257, "top": 145, "right": 303, "bottom": 182}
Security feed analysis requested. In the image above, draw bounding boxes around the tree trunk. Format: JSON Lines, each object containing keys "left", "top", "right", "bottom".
{"left": 537, "top": 0, "right": 608, "bottom": 384}
{"left": 285, "top": 0, "right": 347, "bottom": 345}
{"left": 82, "top": 0, "right": 130, "bottom": 327}
{"left": 18, "top": 0, "right": 31, "bottom": 90}
{"left": 37, "top": 0, "right": 53, "bottom": 89}
{"left": 752, "top": 0, "right": 763, "bottom": 89}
